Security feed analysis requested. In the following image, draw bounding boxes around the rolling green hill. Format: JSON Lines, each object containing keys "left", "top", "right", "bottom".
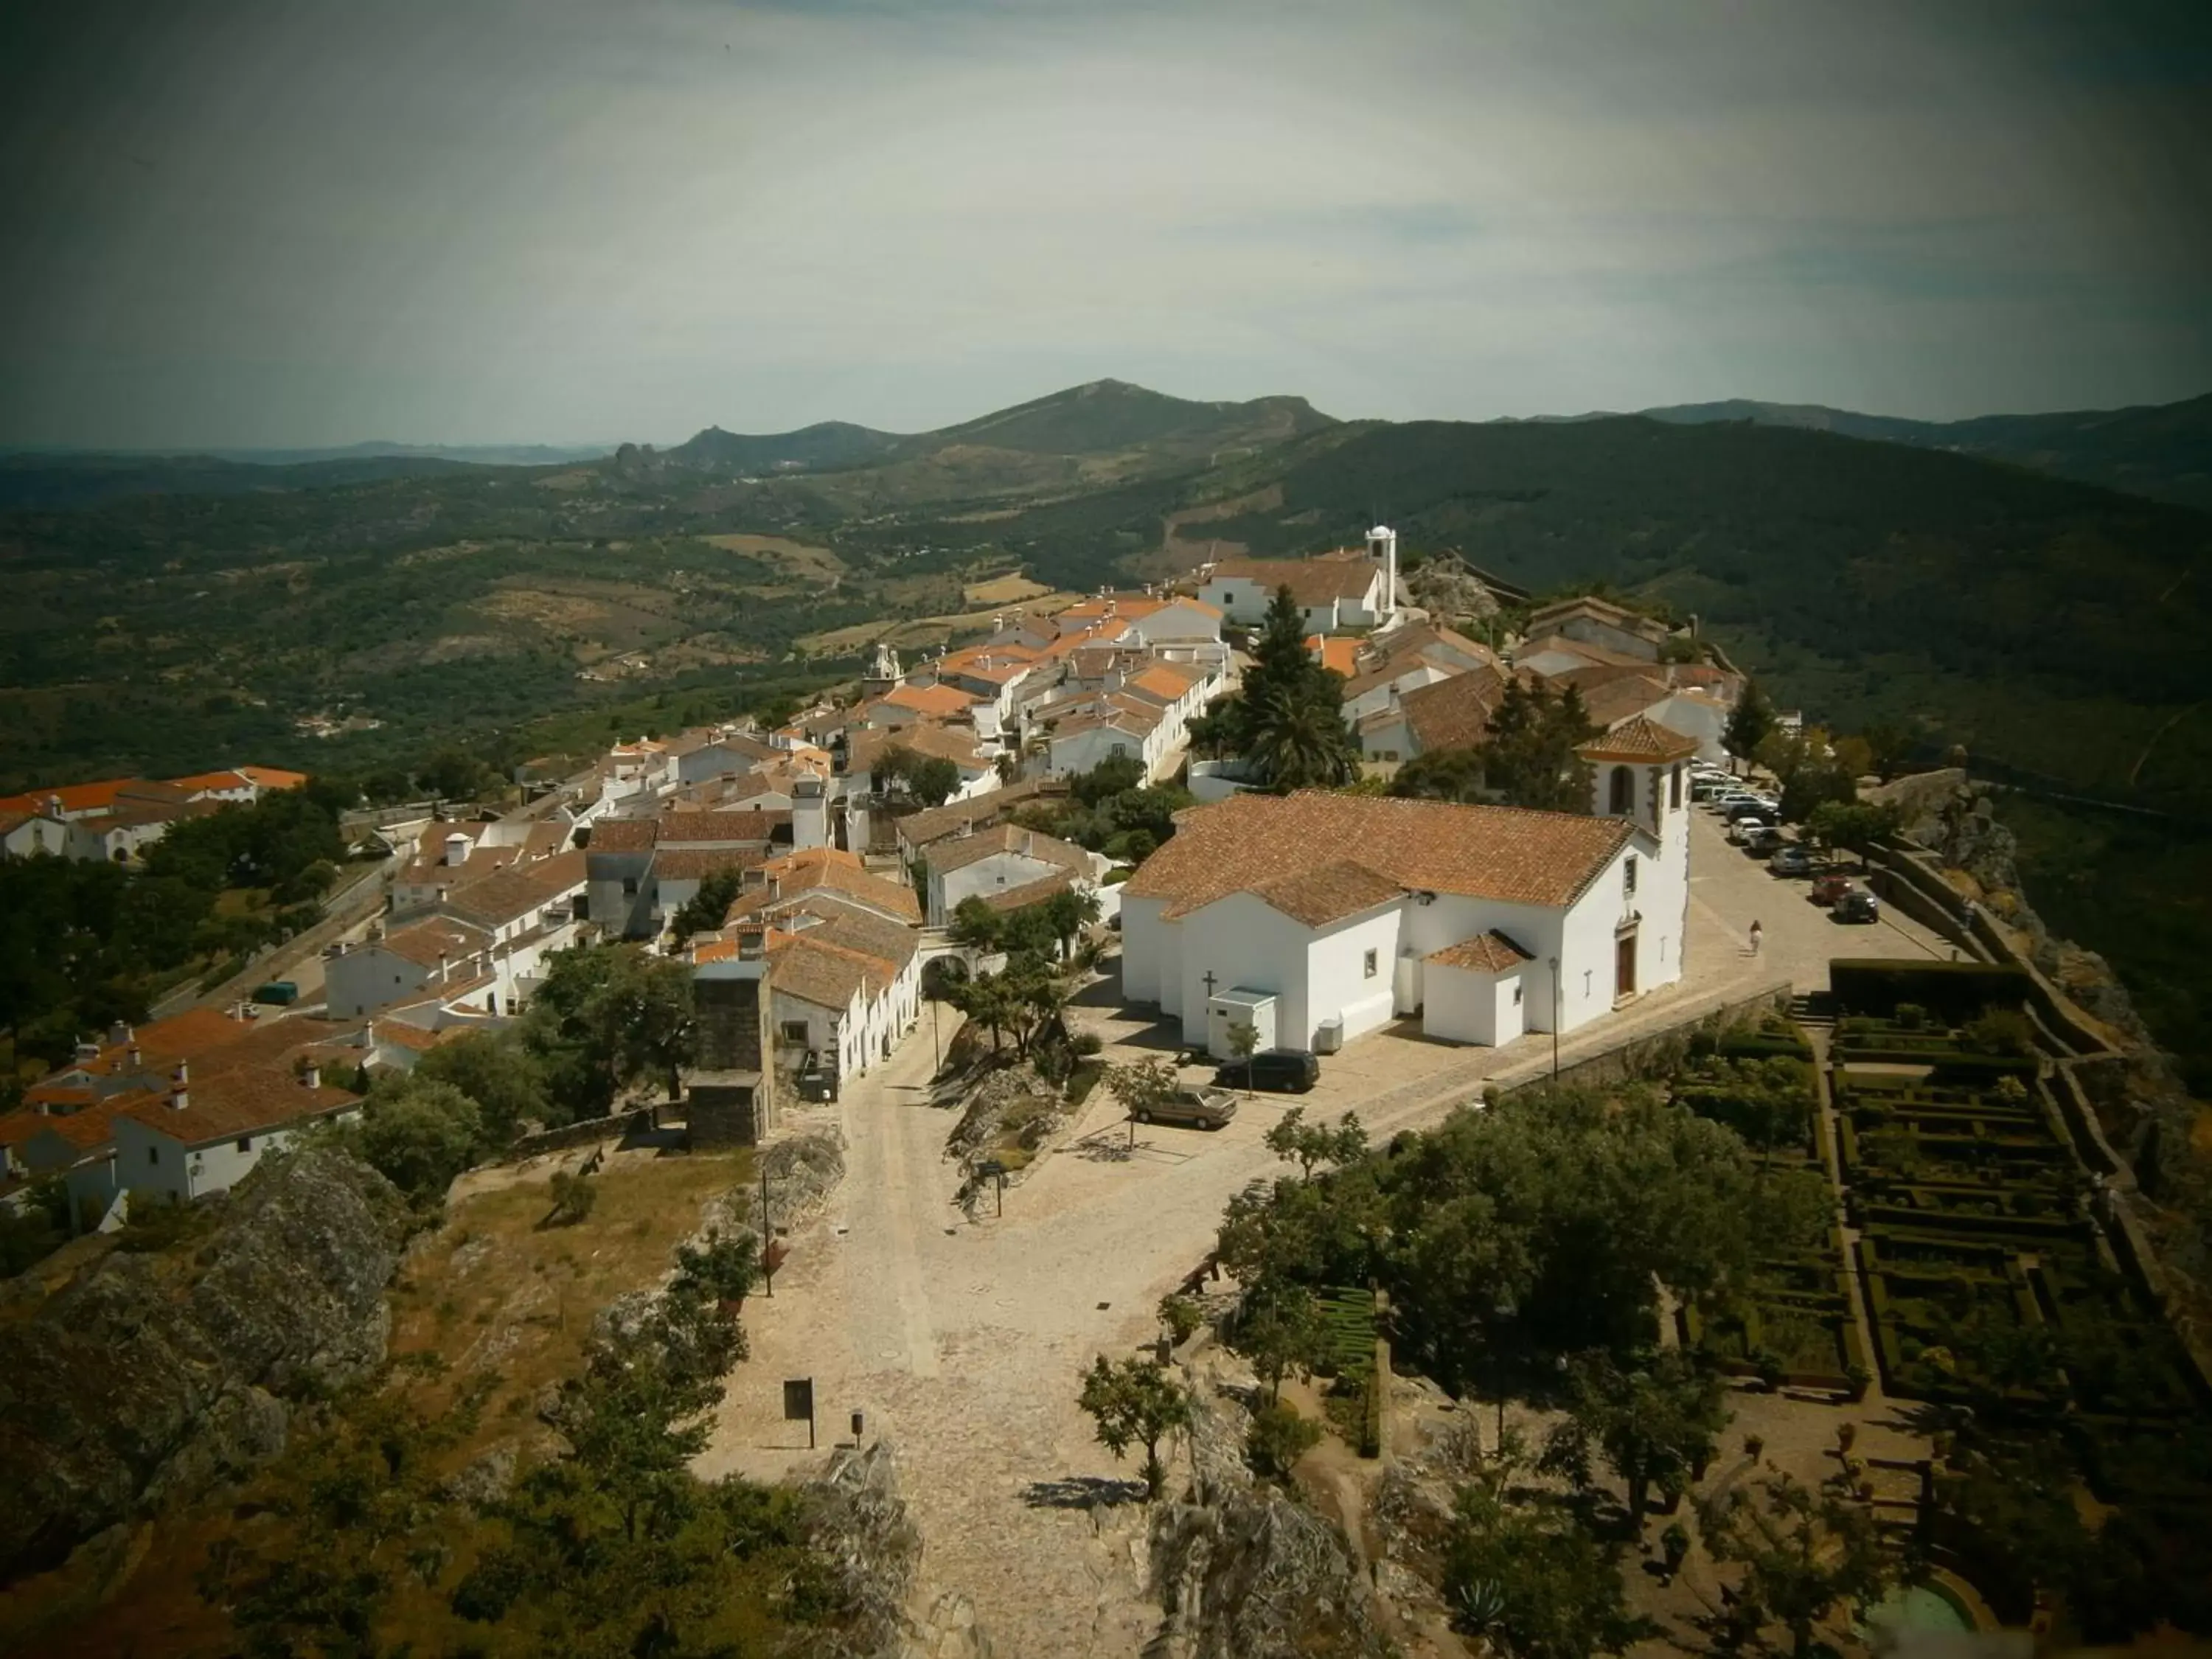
{"left": 1624, "top": 392, "right": 2212, "bottom": 512}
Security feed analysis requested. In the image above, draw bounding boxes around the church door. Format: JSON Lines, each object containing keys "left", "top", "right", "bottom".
{"left": 1615, "top": 931, "right": 1638, "bottom": 1001}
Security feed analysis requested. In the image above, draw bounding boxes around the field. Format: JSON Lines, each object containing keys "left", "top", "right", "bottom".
{"left": 795, "top": 592, "right": 1081, "bottom": 657}
{"left": 962, "top": 571, "right": 1053, "bottom": 605}
{"left": 698, "top": 532, "right": 846, "bottom": 588}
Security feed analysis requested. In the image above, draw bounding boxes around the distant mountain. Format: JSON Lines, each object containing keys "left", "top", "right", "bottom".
{"left": 0, "top": 451, "right": 483, "bottom": 510}
{"left": 662, "top": 420, "right": 902, "bottom": 473}
{"left": 1621, "top": 393, "right": 2212, "bottom": 512}
{"left": 902, "top": 378, "right": 1333, "bottom": 461}
{"left": 195, "top": 440, "right": 623, "bottom": 467}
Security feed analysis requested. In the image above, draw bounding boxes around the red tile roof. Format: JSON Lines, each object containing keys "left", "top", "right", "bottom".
{"left": 1211, "top": 559, "right": 1380, "bottom": 607}
{"left": 1577, "top": 714, "right": 1701, "bottom": 763}
{"left": 1125, "top": 793, "right": 1633, "bottom": 918}
{"left": 1427, "top": 931, "right": 1535, "bottom": 973}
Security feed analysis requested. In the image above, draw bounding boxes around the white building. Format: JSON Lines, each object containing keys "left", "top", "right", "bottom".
{"left": 1197, "top": 529, "right": 1400, "bottom": 633}
{"left": 1119, "top": 717, "right": 1697, "bottom": 1056}
{"left": 920, "top": 824, "right": 1101, "bottom": 928}
{"left": 110, "top": 1061, "right": 364, "bottom": 1207}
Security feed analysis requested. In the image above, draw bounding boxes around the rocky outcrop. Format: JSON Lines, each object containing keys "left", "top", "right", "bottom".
{"left": 1147, "top": 1382, "right": 1389, "bottom": 1659}
{"left": 799, "top": 1440, "right": 992, "bottom": 1659}
{"left": 1404, "top": 552, "right": 1504, "bottom": 624}
{"left": 0, "top": 1149, "right": 406, "bottom": 1583}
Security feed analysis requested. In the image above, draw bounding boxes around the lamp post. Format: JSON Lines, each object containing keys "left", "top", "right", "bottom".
{"left": 1548, "top": 955, "right": 1561, "bottom": 1080}
{"left": 760, "top": 1162, "right": 774, "bottom": 1297}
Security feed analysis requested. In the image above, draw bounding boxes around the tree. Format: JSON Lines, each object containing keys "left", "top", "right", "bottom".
{"left": 877, "top": 744, "right": 961, "bottom": 807}
{"left": 946, "top": 895, "right": 1004, "bottom": 953}
{"left": 1242, "top": 585, "right": 1356, "bottom": 790}
{"left": 1391, "top": 747, "right": 1489, "bottom": 803}
{"left": 1441, "top": 1483, "right": 1657, "bottom": 1659}
{"left": 1725, "top": 681, "right": 1774, "bottom": 764}
{"left": 1478, "top": 679, "right": 1597, "bottom": 812}
{"left": 546, "top": 1166, "right": 598, "bottom": 1226}
{"left": 1860, "top": 722, "right": 1912, "bottom": 782}
{"left": 669, "top": 866, "right": 747, "bottom": 941}
{"left": 1246, "top": 1399, "right": 1322, "bottom": 1480}
{"left": 672, "top": 1227, "right": 761, "bottom": 1307}
{"left": 525, "top": 945, "right": 697, "bottom": 1112}
{"left": 1262, "top": 1106, "right": 1368, "bottom": 1176}
{"left": 357, "top": 1078, "right": 484, "bottom": 1203}
{"left": 1234, "top": 1279, "right": 1327, "bottom": 1402}
{"left": 1041, "top": 886, "right": 1101, "bottom": 960}
{"left": 1226, "top": 1018, "right": 1260, "bottom": 1095}
{"left": 1698, "top": 1474, "right": 1898, "bottom": 1659}
{"left": 1805, "top": 799, "right": 1901, "bottom": 861}
{"left": 412, "top": 1026, "right": 552, "bottom": 1141}
{"left": 1077, "top": 1355, "right": 1190, "bottom": 1499}
{"left": 1104, "top": 1055, "right": 1180, "bottom": 1122}
{"left": 1541, "top": 1349, "right": 1730, "bottom": 1535}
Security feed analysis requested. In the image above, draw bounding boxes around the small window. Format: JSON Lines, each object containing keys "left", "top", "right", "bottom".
{"left": 779, "top": 1020, "right": 809, "bottom": 1044}
{"left": 1584, "top": 970, "right": 1593, "bottom": 996}
{"left": 1624, "top": 855, "right": 1638, "bottom": 897}
{"left": 1608, "top": 765, "right": 1635, "bottom": 815}
{"left": 147, "top": 1146, "right": 159, "bottom": 1166}
{"left": 1669, "top": 765, "right": 1683, "bottom": 809}
{"left": 622, "top": 876, "right": 639, "bottom": 897}
{"left": 237, "top": 1136, "right": 252, "bottom": 1152}
{"left": 1512, "top": 983, "right": 1523, "bottom": 1006}
{"left": 1363, "top": 948, "right": 1378, "bottom": 978}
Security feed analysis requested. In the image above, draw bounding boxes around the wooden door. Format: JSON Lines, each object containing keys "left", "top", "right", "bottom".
{"left": 1615, "top": 931, "right": 1637, "bottom": 1000}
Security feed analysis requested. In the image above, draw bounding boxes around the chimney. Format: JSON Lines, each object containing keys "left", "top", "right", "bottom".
{"left": 127, "top": 1043, "right": 142, "bottom": 1070}
{"left": 169, "top": 1062, "right": 189, "bottom": 1111}
{"left": 302, "top": 1060, "right": 321, "bottom": 1091}
{"left": 445, "top": 832, "right": 470, "bottom": 867}
{"left": 737, "top": 925, "right": 768, "bottom": 959}
{"left": 108, "top": 1020, "right": 131, "bottom": 1047}
{"left": 437, "top": 950, "right": 449, "bottom": 984}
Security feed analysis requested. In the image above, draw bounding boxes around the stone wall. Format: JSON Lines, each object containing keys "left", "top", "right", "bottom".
{"left": 1489, "top": 980, "right": 1793, "bottom": 1100}
{"left": 502, "top": 1105, "right": 657, "bottom": 1161}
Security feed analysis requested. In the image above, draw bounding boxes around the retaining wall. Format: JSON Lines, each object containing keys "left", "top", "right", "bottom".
{"left": 501, "top": 1105, "right": 658, "bottom": 1161}
{"left": 1489, "top": 979, "right": 1793, "bottom": 1100}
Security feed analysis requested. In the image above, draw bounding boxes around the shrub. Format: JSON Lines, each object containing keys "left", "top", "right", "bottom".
{"left": 546, "top": 1169, "right": 597, "bottom": 1227}
{"left": 1963, "top": 1008, "right": 2036, "bottom": 1059}
{"left": 1246, "top": 1400, "right": 1323, "bottom": 1480}
{"left": 1158, "top": 1293, "right": 1203, "bottom": 1345}
{"left": 1895, "top": 1003, "right": 1927, "bottom": 1031}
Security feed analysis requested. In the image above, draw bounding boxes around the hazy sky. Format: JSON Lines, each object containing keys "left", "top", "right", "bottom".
{"left": 3, "top": 0, "right": 2208, "bottom": 447}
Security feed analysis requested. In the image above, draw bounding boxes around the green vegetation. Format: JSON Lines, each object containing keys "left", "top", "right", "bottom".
{"left": 1076, "top": 1354, "right": 1191, "bottom": 1500}
{"left": 1245, "top": 1399, "right": 1322, "bottom": 1481}
{"left": 0, "top": 782, "right": 350, "bottom": 1088}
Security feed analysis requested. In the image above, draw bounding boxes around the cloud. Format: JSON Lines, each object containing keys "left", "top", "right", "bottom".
{"left": 0, "top": 0, "right": 2206, "bottom": 445}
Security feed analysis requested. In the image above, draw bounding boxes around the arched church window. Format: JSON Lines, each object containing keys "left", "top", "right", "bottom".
{"left": 1608, "top": 765, "right": 1634, "bottom": 815}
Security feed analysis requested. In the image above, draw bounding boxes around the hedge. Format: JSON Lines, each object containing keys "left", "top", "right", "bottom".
{"left": 1830, "top": 959, "right": 2031, "bottom": 1021}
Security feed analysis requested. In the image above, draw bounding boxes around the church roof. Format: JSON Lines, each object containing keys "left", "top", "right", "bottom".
{"left": 1577, "top": 714, "right": 1701, "bottom": 763}
{"left": 1427, "top": 931, "right": 1536, "bottom": 974}
{"left": 1251, "top": 860, "right": 1405, "bottom": 927}
{"left": 1127, "top": 793, "right": 1635, "bottom": 919}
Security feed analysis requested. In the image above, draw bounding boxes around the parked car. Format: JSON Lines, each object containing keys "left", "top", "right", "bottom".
{"left": 1133, "top": 1087, "right": 1239, "bottom": 1130}
{"left": 252, "top": 981, "right": 300, "bottom": 1006}
{"left": 1724, "top": 802, "right": 1780, "bottom": 826}
{"left": 1744, "top": 826, "right": 1786, "bottom": 855}
{"left": 1770, "top": 844, "right": 1813, "bottom": 877}
{"left": 1810, "top": 874, "right": 1855, "bottom": 907}
{"left": 1835, "top": 888, "right": 1882, "bottom": 924}
{"left": 1214, "top": 1048, "right": 1321, "bottom": 1093}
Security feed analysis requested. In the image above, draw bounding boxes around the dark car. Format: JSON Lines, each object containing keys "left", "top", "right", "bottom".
{"left": 1214, "top": 1048, "right": 1321, "bottom": 1093}
{"left": 1834, "top": 888, "right": 1882, "bottom": 924}
{"left": 1770, "top": 844, "right": 1813, "bottom": 877}
{"left": 1810, "top": 874, "right": 1855, "bottom": 907}
{"left": 1724, "top": 801, "right": 1780, "bottom": 826}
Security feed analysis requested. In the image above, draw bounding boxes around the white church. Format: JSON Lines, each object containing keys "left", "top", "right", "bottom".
{"left": 1119, "top": 717, "right": 1697, "bottom": 1055}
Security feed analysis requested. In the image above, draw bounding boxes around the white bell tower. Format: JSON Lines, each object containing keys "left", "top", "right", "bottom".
{"left": 1577, "top": 715, "right": 1700, "bottom": 994}
{"left": 1366, "top": 525, "right": 1398, "bottom": 622}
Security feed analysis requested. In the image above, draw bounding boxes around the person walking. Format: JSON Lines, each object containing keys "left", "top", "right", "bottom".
{"left": 1748, "top": 919, "right": 1764, "bottom": 956}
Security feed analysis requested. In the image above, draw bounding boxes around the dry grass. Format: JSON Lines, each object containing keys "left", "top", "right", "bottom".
{"left": 963, "top": 572, "right": 1051, "bottom": 606}
{"left": 796, "top": 594, "right": 1082, "bottom": 656}
{"left": 389, "top": 1147, "right": 754, "bottom": 1449}
{"left": 700, "top": 532, "right": 846, "bottom": 585}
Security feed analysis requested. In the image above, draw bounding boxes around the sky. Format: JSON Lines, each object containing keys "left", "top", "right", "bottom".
{"left": 2, "top": 0, "right": 2208, "bottom": 448}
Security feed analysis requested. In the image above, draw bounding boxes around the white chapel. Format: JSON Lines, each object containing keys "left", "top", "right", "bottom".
{"left": 1119, "top": 715, "right": 1699, "bottom": 1056}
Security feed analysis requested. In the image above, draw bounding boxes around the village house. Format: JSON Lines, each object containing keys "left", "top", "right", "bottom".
{"left": 1522, "top": 594, "right": 1673, "bottom": 663}
{"left": 325, "top": 915, "right": 495, "bottom": 1018}
{"left": 1054, "top": 591, "right": 1225, "bottom": 650}
{"left": 917, "top": 823, "right": 1102, "bottom": 927}
{"left": 1196, "top": 526, "right": 1402, "bottom": 633}
{"left": 892, "top": 777, "right": 1068, "bottom": 868}
{"left": 1119, "top": 716, "right": 1697, "bottom": 1057}
{"left": 583, "top": 810, "right": 789, "bottom": 939}
{"left": 1356, "top": 666, "right": 1511, "bottom": 763}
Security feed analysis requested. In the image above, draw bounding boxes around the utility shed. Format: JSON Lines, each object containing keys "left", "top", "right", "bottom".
{"left": 1205, "top": 987, "right": 1278, "bottom": 1062}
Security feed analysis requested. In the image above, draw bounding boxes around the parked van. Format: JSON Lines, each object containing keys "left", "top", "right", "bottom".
{"left": 1214, "top": 1049, "right": 1321, "bottom": 1093}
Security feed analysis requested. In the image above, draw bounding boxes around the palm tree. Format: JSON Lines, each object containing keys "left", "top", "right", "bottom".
{"left": 1248, "top": 676, "right": 1356, "bottom": 790}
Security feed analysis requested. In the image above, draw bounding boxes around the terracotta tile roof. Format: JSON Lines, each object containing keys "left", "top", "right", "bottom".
{"left": 371, "top": 1020, "right": 448, "bottom": 1054}
{"left": 122, "top": 1072, "right": 361, "bottom": 1147}
{"left": 395, "top": 841, "right": 526, "bottom": 890}
{"left": 380, "top": 917, "right": 493, "bottom": 968}
{"left": 1125, "top": 664, "right": 1205, "bottom": 703}
{"left": 896, "top": 779, "right": 1060, "bottom": 850}
{"left": 235, "top": 765, "right": 310, "bottom": 791}
{"left": 925, "top": 824, "right": 1092, "bottom": 878}
{"left": 439, "top": 849, "right": 586, "bottom": 927}
{"left": 0, "top": 777, "right": 145, "bottom": 816}
{"left": 767, "top": 933, "right": 893, "bottom": 1012}
{"left": 1576, "top": 675, "right": 1674, "bottom": 729}
{"left": 168, "top": 769, "right": 257, "bottom": 793}
{"left": 653, "top": 810, "right": 786, "bottom": 846}
{"left": 1578, "top": 714, "right": 1702, "bottom": 762}
{"left": 883, "top": 723, "right": 992, "bottom": 771}
{"left": 583, "top": 816, "right": 657, "bottom": 853}
{"left": 1125, "top": 792, "right": 1634, "bottom": 917}
{"left": 651, "top": 846, "right": 769, "bottom": 881}
{"left": 1427, "top": 930, "right": 1535, "bottom": 973}
{"left": 1251, "top": 859, "right": 1405, "bottom": 926}
{"left": 1526, "top": 594, "right": 1669, "bottom": 640}
{"left": 1514, "top": 633, "right": 1649, "bottom": 669}
{"left": 978, "top": 872, "right": 1079, "bottom": 913}
{"left": 777, "top": 901, "right": 919, "bottom": 968}
{"left": 1401, "top": 668, "right": 1508, "bottom": 754}
{"left": 1307, "top": 636, "right": 1362, "bottom": 677}
{"left": 880, "top": 683, "right": 979, "bottom": 718}
{"left": 1209, "top": 559, "right": 1380, "bottom": 607}
{"left": 726, "top": 855, "right": 923, "bottom": 925}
